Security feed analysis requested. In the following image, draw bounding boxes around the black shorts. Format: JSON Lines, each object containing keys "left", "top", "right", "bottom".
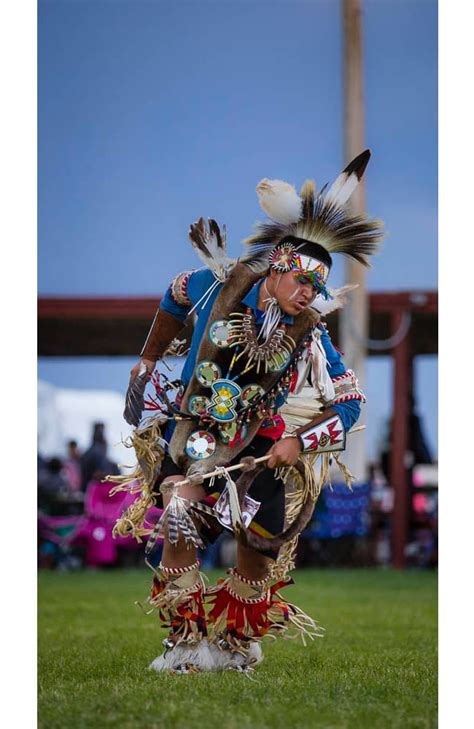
{"left": 158, "top": 435, "right": 285, "bottom": 559}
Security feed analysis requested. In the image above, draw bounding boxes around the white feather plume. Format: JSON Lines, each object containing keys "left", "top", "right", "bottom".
{"left": 256, "top": 179, "right": 302, "bottom": 224}
{"left": 312, "top": 284, "right": 358, "bottom": 316}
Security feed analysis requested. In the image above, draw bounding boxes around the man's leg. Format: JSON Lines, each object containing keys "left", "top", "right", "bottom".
{"left": 205, "top": 541, "right": 273, "bottom": 668}
{"left": 148, "top": 476, "right": 210, "bottom": 672}
{"left": 160, "top": 475, "right": 206, "bottom": 568}
{"left": 236, "top": 542, "right": 270, "bottom": 581}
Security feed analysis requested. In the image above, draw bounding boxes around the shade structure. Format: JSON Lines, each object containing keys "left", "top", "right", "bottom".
{"left": 38, "top": 290, "right": 438, "bottom": 568}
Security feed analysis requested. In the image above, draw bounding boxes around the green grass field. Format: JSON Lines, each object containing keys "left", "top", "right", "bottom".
{"left": 38, "top": 568, "right": 437, "bottom": 729}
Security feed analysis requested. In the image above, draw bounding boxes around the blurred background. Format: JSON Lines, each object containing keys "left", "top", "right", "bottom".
{"left": 37, "top": 0, "right": 437, "bottom": 573}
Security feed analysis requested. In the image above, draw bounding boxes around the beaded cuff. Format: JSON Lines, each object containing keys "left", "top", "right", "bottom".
{"left": 297, "top": 412, "right": 346, "bottom": 453}
{"left": 331, "top": 369, "right": 365, "bottom": 404}
{"left": 170, "top": 270, "right": 194, "bottom": 307}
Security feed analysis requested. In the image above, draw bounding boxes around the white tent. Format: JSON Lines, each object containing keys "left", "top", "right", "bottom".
{"left": 38, "top": 380, "right": 136, "bottom": 471}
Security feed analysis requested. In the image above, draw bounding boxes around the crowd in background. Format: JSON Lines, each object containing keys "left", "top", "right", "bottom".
{"left": 38, "top": 421, "right": 438, "bottom": 572}
{"left": 38, "top": 423, "right": 119, "bottom": 515}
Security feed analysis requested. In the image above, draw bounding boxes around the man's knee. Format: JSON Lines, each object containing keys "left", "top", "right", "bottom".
{"left": 160, "top": 475, "right": 206, "bottom": 506}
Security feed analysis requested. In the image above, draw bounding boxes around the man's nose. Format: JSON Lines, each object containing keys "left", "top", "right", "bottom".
{"left": 300, "top": 282, "right": 314, "bottom": 299}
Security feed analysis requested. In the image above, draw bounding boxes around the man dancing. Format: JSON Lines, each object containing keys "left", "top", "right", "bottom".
{"left": 112, "top": 150, "right": 383, "bottom": 673}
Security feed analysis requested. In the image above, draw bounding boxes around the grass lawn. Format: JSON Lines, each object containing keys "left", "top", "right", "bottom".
{"left": 38, "top": 568, "right": 437, "bottom": 729}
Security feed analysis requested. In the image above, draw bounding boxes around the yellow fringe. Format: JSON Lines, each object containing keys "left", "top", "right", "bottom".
{"left": 270, "top": 453, "right": 332, "bottom": 581}
{"left": 105, "top": 416, "right": 166, "bottom": 541}
{"left": 268, "top": 536, "right": 299, "bottom": 583}
{"left": 279, "top": 454, "right": 322, "bottom": 515}
{"left": 111, "top": 492, "right": 156, "bottom": 542}
{"left": 333, "top": 453, "right": 355, "bottom": 489}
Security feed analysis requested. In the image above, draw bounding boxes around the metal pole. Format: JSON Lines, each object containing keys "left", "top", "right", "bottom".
{"left": 341, "top": 0, "right": 368, "bottom": 481}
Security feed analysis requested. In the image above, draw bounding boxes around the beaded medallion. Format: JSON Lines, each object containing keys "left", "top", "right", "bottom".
{"left": 185, "top": 431, "right": 217, "bottom": 460}
{"left": 208, "top": 379, "right": 242, "bottom": 422}
{"left": 208, "top": 320, "right": 233, "bottom": 348}
{"left": 196, "top": 361, "right": 221, "bottom": 386}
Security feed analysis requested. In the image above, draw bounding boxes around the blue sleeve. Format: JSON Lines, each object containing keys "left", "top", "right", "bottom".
{"left": 319, "top": 325, "right": 361, "bottom": 432}
{"left": 320, "top": 326, "right": 346, "bottom": 377}
{"left": 332, "top": 399, "right": 361, "bottom": 432}
{"left": 160, "top": 268, "right": 218, "bottom": 323}
{"left": 160, "top": 286, "right": 190, "bottom": 322}
{"left": 186, "top": 268, "right": 217, "bottom": 312}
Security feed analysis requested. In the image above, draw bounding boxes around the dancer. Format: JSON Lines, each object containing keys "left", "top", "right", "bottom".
{"left": 110, "top": 150, "right": 383, "bottom": 673}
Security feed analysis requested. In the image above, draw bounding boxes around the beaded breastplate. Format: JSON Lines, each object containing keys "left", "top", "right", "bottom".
{"left": 169, "top": 264, "right": 319, "bottom": 474}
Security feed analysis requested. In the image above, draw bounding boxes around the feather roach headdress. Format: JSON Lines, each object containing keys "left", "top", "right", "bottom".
{"left": 241, "top": 150, "right": 384, "bottom": 301}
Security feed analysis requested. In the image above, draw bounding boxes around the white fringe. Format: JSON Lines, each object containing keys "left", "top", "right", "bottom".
{"left": 149, "top": 639, "right": 263, "bottom": 673}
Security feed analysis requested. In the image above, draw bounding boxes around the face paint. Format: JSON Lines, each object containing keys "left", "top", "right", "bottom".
{"left": 293, "top": 271, "right": 319, "bottom": 291}
{"left": 289, "top": 282, "right": 316, "bottom": 304}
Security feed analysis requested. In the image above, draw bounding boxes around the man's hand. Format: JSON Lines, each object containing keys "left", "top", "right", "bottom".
{"left": 267, "top": 437, "right": 302, "bottom": 469}
{"left": 130, "top": 358, "right": 156, "bottom": 382}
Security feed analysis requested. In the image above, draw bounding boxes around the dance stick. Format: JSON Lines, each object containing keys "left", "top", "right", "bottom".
{"left": 165, "top": 455, "right": 271, "bottom": 490}
{"left": 164, "top": 425, "right": 365, "bottom": 491}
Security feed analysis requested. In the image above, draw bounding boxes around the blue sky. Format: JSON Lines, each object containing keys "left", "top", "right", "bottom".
{"left": 38, "top": 0, "right": 438, "bottom": 460}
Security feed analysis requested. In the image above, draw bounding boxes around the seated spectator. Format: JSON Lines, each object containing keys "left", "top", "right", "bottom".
{"left": 38, "top": 457, "right": 69, "bottom": 515}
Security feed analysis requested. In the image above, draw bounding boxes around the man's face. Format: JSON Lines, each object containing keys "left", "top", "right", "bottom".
{"left": 266, "top": 268, "right": 316, "bottom": 316}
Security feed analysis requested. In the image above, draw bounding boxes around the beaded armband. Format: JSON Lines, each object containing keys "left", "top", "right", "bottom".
{"left": 297, "top": 412, "right": 346, "bottom": 453}
{"left": 331, "top": 369, "right": 366, "bottom": 404}
{"left": 170, "top": 270, "right": 194, "bottom": 307}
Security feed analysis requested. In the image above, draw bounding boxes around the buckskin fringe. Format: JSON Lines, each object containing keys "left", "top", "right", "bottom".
{"left": 268, "top": 535, "right": 299, "bottom": 582}
{"left": 277, "top": 453, "right": 321, "bottom": 525}
{"left": 112, "top": 492, "right": 156, "bottom": 542}
{"left": 105, "top": 416, "right": 166, "bottom": 540}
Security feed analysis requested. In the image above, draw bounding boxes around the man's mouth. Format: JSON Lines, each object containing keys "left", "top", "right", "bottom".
{"left": 294, "top": 300, "right": 308, "bottom": 311}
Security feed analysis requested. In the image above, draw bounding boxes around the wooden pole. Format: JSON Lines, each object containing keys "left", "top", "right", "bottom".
{"left": 390, "top": 309, "right": 412, "bottom": 568}
{"left": 341, "top": 0, "right": 368, "bottom": 481}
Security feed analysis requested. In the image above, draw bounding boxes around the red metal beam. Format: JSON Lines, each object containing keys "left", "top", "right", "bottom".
{"left": 369, "top": 291, "right": 437, "bottom": 313}
{"left": 38, "top": 290, "right": 438, "bottom": 318}
{"left": 38, "top": 296, "right": 162, "bottom": 319}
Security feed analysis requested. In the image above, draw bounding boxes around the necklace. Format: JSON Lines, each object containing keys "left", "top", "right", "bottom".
{"left": 226, "top": 307, "right": 296, "bottom": 375}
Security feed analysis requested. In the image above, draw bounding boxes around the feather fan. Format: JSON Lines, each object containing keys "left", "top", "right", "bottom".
{"left": 188, "top": 217, "right": 235, "bottom": 282}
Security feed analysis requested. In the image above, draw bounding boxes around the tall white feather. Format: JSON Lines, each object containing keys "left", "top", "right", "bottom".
{"left": 324, "top": 170, "right": 360, "bottom": 208}
{"left": 256, "top": 179, "right": 302, "bottom": 224}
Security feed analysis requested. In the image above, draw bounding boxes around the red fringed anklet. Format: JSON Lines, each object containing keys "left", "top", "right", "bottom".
{"left": 206, "top": 568, "right": 323, "bottom": 650}
{"left": 145, "top": 560, "right": 207, "bottom": 646}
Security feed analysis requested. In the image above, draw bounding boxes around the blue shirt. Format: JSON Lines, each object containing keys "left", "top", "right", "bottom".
{"left": 160, "top": 268, "right": 361, "bottom": 432}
